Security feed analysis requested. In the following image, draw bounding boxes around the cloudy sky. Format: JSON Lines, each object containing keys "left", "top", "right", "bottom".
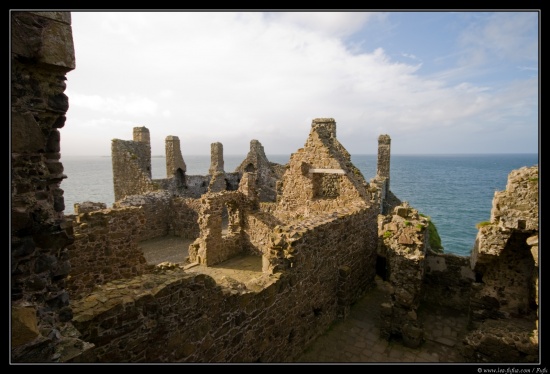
{"left": 62, "top": 11, "right": 539, "bottom": 157}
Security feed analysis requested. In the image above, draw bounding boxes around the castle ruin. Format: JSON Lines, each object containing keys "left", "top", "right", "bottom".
{"left": 11, "top": 11, "right": 539, "bottom": 364}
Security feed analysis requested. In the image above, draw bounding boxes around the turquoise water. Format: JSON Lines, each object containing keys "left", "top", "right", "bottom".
{"left": 60, "top": 153, "right": 538, "bottom": 257}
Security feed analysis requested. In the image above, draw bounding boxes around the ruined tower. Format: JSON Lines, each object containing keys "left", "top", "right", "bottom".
{"left": 209, "top": 142, "right": 224, "bottom": 175}
{"left": 376, "top": 134, "right": 391, "bottom": 191}
{"left": 208, "top": 142, "right": 226, "bottom": 192}
{"left": 112, "top": 126, "right": 157, "bottom": 201}
{"left": 132, "top": 126, "right": 152, "bottom": 179}
{"left": 165, "top": 135, "right": 186, "bottom": 188}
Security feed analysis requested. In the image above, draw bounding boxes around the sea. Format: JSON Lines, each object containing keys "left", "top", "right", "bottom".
{"left": 59, "top": 153, "right": 539, "bottom": 257}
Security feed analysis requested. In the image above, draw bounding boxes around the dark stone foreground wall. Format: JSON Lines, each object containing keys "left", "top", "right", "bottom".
{"left": 11, "top": 11, "right": 94, "bottom": 362}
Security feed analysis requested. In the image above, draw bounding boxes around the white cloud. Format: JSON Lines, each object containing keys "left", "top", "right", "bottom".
{"left": 268, "top": 12, "right": 383, "bottom": 38}
{"left": 63, "top": 12, "right": 538, "bottom": 156}
{"left": 68, "top": 92, "right": 158, "bottom": 117}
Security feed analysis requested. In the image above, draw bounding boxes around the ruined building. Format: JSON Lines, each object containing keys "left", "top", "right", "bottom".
{"left": 11, "top": 11, "right": 539, "bottom": 364}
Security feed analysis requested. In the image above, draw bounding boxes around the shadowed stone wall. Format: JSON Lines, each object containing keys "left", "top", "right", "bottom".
{"left": 171, "top": 198, "right": 202, "bottom": 239}
{"left": 11, "top": 11, "right": 94, "bottom": 362}
{"left": 422, "top": 252, "right": 475, "bottom": 312}
{"left": 65, "top": 206, "right": 150, "bottom": 299}
{"left": 461, "top": 165, "right": 538, "bottom": 363}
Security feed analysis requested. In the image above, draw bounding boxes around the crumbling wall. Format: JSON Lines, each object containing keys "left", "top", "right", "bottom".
{"left": 244, "top": 210, "right": 283, "bottom": 257}
{"left": 69, "top": 202, "right": 378, "bottom": 363}
{"left": 275, "top": 118, "right": 369, "bottom": 220}
{"left": 266, "top": 205, "right": 378, "bottom": 313}
{"left": 235, "top": 139, "right": 285, "bottom": 202}
{"left": 171, "top": 197, "right": 201, "bottom": 239}
{"left": 10, "top": 11, "right": 95, "bottom": 363}
{"left": 65, "top": 205, "right": 150, "bottom": 299}
{"left": 184, "top": 175, "right": 211, "bottom": 198}
{"left": 70, "top": 270, "right": 306, "bottom": 362}
{"left": 188, "top": 190, "right": 253, "bottom": 266}
{"left": 422, "top": 252, "right": 475, "bottom": 312}
{"left": 377, "top": 203, "right": 429, "bottom": 347}
{"left": 114, "top": 191, "right": 172, "bottom": 241}
{"left": 111, "top": 137, "right": 158, "bottom": 202}
{"left": 165, "top": 135, "right": 186, "bottom": 180}
{"left": 462, "top": 165, "right": 539, "bottom": 363}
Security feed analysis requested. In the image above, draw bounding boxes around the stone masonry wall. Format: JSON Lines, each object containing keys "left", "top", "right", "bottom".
{"left": 469, "top": 165, "right": 538, "bottom": 324}
{"left": 171, "top": 198, "right": 201, "bottom": 239}
{"left": 69, "top": 203, "right": 378, "bottom": 363}
{"left": 114, "top": 191, "right": 172, "bottom": 241}
{"left": 462, "top": 165, "right": 539, "bottom": 363}
{"left": 275, "top": 118, "right": 369, "bottom": 221}
{"left": 10, "top": 11, "right": 95, "bottom": 362}
{"left": 111, "top": 139, "right": 158, "bottom": 201}
{"left": 267, "top": 205, "right": 379, "bottom": 310}
{"left": 377, "top": 203, "right": 430, "bottom": 347}
{"left": 244, "top": 209, "right": 283, "bottom": 257}
{"left": 422, "top": 252, "right": 475, "bottom": 312}
{"left": 165, "top": 135, "right": 186, "bottom": 179}
{"left": 65, "top": 206, "right": 150, "bottom": 299}
{"left": 235, "top": 139, "right": 285, "bottom": 202}
{"left": 188, "top": 190, "right": 255, "bottom": 266}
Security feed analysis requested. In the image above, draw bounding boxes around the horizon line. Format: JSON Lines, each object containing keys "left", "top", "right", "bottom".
{"left": 60, "top": 152, "right": 540, "bottom": 157}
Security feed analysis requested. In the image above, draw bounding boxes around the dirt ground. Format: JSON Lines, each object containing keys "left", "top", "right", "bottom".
{"left": 138, "top": 235, "right": 193, "bottom": 265}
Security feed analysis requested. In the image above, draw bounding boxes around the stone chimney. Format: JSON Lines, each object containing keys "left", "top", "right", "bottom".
{"left": 311, "top": 118, "right": 337, "bottom": 139}
{"left": 376, "top": 134, "right": 391, "bottom": 191}
{"left": 209, "top": 142, "right": 224, "bottom": 175}
{"left": 165, "top": 135, "right": 186, "bottom": 178}
{"left": 133, "top": 126, "right": 150, "bottom": 144}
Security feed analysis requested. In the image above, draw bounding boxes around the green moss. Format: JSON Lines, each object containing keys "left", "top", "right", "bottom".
{"left": 404, "top": 220, "right": 412, "bottom": 227}
{"left": 417, "top": 211, "right": 443, "bottom": 253}
{"left": 383, "top": 231, "right": 392, "bottom": 238}
{"left": 475, "top": 221, "right": 492, "bottom": 229}
{"left": 427, "top": 220, "right": 443, "bottom": 253}
{"left": 529, "top": 177, "right": 538, "bottom": 183}
{"left": 415, "top": 223, "right": 424, "bottom": 230}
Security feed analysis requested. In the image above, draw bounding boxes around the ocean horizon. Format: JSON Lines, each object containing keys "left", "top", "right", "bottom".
{"left": 60, "top": 153, "right": 539, "bottom": 257}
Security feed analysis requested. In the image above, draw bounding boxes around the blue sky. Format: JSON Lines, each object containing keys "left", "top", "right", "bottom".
{"left": 61, "top": 11, "right": 539, "bottom": 156}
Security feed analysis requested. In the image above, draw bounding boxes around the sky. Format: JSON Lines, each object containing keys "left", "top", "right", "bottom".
{"left": 61, "top": 11, "right": 539, "bottom": 157}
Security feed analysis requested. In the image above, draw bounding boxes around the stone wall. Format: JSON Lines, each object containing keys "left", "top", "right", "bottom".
{"left": 69, "top": 202, "right": 378, "bottom": 363}
{"left": 165, "top": 135, "right": 186, "bottom": 179}
{"left": 10, "top": 11, "right": 95, "bottom": 362}
{"left": 461, "top": 165, "right": 539, "bottom": 363}
{"left": 244, "top": 209, "right": 283, "bottom": 257}
{"left": 422, "top": 252, "right": 475, "bottom": 312}
{"left": 469, "top": 165, "right": 538, "bottom": 324}
{"left": 275, "top": 118, "right": 370, "bottom": 221}
{"left": 377, "top": 203, "right": 429, "bottom": 347}
{"left": 114, "top": 191, "right": 203, "bottom": 241}
{"left": 188, "top": 190, "right": 256, "bottom": 266}
{"left": 65, "top": 206, "right": 150, "bottom": 299}
{"left": 267, "top": 205, "right": 379, "bottom": 305}
{"left": 111, "top": 138, "right": 158, "bottom": 202}
{"left": 171, "top": 198, "right": 201, "bottom": 239}
{"left": 235, "top": 139, "right": 285, "bottom": 202}
{"left": 114, "top": 191, "right": 172, "bottom": 241}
